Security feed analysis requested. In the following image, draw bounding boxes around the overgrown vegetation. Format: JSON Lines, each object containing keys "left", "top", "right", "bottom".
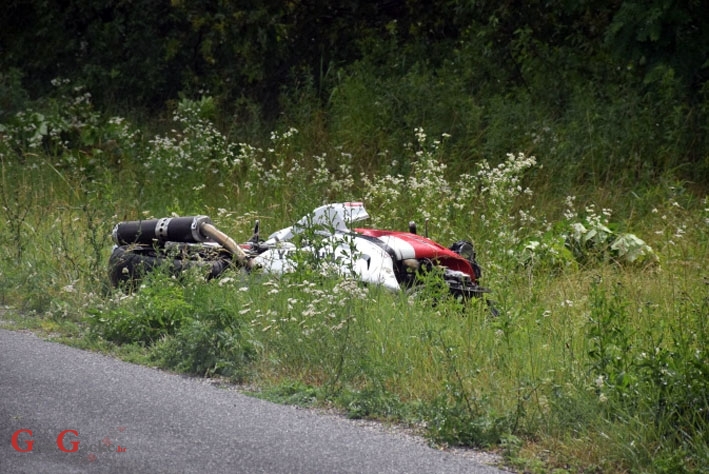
{"left": 1, "top": 85, "right": 707, "bottom": 473}
{"left": 2, "top": 3, "right": 709, "bottom": 471}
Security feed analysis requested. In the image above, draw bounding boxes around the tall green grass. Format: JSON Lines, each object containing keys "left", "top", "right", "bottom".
{"left": 1, "top": 82, "right": 708, "bottom": 473}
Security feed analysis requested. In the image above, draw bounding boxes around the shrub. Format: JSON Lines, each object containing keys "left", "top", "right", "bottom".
{"left": 153, "top": 307, "right": 258, "bottom": 381}
{"left": 89, "top": 272, "right": 192, "bottom": 345}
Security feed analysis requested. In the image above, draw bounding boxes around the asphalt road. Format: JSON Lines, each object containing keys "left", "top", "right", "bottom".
{"left": 0, "top": 329, "right": 507, "bottom": 474}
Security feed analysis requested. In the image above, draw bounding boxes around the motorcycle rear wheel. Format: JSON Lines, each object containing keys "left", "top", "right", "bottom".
{"left": 108, "top": 244, "right": 232, "bottom": 290}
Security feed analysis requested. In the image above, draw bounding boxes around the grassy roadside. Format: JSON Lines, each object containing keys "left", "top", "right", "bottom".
{"left": 1, "top": 90, "right": 708, "bottom": 473}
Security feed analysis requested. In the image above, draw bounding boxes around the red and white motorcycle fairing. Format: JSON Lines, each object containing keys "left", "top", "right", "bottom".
{"left": 251, "top": 203, "right": 481, "bottom": 295}
{"left": 252, "top": 203, "right": 401, "bottom": 291}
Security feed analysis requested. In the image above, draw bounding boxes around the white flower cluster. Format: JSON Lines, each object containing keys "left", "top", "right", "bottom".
{"left": 230, "top": 129, "right": 357, "bottom": 202}
{"left": 474, "top": 152, "right": 536, "bottom": 208}
{"left": 249, "top": 277, "right": 369, "bottom": 338}
{"left": 362, "top": 128, "right": 463, "bottom": 240}
{"left": 362, "top": 128, "right": 539, "bottom": 272}
{"left": 144, "top": 98, "right": 240, "bottom": 183}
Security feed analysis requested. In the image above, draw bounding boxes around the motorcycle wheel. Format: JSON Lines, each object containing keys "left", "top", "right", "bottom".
{"left": 108, "top": 244, "right": 232, "bottom": 290}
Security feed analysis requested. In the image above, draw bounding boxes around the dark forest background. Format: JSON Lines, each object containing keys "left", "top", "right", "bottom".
{"left": 2, "top": 0, "right": 709, "bottom": 188}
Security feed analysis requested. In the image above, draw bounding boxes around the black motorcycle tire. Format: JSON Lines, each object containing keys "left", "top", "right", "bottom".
{"left": 108, "top": 244, "right": 232, "bottom": 289}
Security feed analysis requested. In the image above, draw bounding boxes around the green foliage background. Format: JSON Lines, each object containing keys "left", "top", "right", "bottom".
{"left": 3, "top": 0, "right": 709, "bottom": 186}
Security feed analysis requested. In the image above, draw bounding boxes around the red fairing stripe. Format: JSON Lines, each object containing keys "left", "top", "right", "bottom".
{"left": 355, "top": 228, "right": 476, "bottom": 280}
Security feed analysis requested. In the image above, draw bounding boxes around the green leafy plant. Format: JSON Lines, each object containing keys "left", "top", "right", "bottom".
{"left": 153, "top": 307, "right": 258, "bottom": 381}
{"left": 564, "top": 202, "right": 657, "bottom": 266}
{"left": 518, "top": 231, "right": 577, "bottom": 274}
{"left": 89, "top": 271, "right": 193, "bottom": 344}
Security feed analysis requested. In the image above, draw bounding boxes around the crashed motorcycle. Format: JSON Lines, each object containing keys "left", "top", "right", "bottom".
{"left": 108, "top": 202, "right": 490, "bottom": 300}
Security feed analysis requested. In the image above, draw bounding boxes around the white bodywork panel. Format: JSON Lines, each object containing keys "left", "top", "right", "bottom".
{"left": 370, "top": 235, "right": 416, "bottom": 260}
{"left": 263, "top": 202, "right": 370, "bottom": 244}
{"left": 252, "top": 203, "right": 400, "bottom": 291}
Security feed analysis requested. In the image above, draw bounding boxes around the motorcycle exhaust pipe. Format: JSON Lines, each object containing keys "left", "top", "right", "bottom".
{"left": 112, "top": 216, "right": 251, "bottom": 267}
{"left": 112, "top": 216, "right": 212, "bottom": 245}
{"left": 198, "top": 222, "right": 250, "bottom": 267}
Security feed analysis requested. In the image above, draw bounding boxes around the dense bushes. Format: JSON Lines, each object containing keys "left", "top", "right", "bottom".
{"left": 2, "top": 1, "right": 708, "bottom": 186}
